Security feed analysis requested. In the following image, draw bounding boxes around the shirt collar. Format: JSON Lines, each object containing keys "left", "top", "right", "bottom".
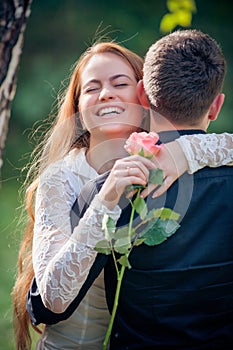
{"left": 158, "top": 129, "right": 206, "bottom": 144}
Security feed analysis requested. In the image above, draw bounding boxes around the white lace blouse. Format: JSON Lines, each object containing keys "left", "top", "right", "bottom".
{"left": 33, "top": 133, "right": 233, "bottom": 349}
{"left": 177, "top": 132, "right": 233, "bottom": 173}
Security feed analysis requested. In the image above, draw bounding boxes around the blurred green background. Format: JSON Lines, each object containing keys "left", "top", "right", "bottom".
{"left": 1, "top": 0, "right": 233, "bottom": 348}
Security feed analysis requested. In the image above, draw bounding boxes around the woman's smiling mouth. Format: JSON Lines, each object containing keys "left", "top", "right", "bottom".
{"left": 97, "top": 106, "right": 125, "bottom": 117}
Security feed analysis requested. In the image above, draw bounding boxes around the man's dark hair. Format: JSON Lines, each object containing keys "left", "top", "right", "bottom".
{"left": 143, "top": 29, "right": 226, "bottom": 126}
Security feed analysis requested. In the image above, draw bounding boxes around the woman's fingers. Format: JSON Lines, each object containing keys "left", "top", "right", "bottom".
{"left": 140, "top": 182, "right": 159, "bottom": 198}
{"left": 99, "top": 156, "right": 155, "bottom": 206}
{"left": 140, "top": 174, "right": 179, "bottom": 199}
{"left": 117, "top": 155, "right": 155, "bottom": 181}
{"left": 124, "top": 165, "right": 147, "bottom": 183}
{"left": 98, "top": 158, "right": 151, "bottom": 209}
{"left": 151, "top": 176, "right": 175, "bottom": 198}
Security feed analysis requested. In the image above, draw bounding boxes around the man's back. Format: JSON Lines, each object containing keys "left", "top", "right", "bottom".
{"left": 105, "top": 130, "right": 233, "bottom": 349}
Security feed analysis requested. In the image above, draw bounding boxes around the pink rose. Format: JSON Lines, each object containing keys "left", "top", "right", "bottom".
{"left": 124, "top": 131, "right": 162, "bottom": 158}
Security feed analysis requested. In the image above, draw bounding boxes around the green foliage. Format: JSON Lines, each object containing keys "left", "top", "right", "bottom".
{"left": 118, "top": 255, "right": 131, "bottom": 268}
{"left": 102, "top": 214, "right": 116, "bottom": 240}
{"left": 160, "top": 0, "right": 197, "bottom": 33}
{"left": 149, "top": 207, "right": 180, "bottom": 221}
{"left": 133, "top": 196, "right": 148, "bottom": 219}
{"left": 94, "top": 194, "right": 180, "bottom": 265}
{"left": 114, "top": 236, "right": 131, "bottom": 255}
{"left": 94, "top": 240, "right": 112, "bottom": 255}
{"left": 142, "top": 218, "right": 180, "bottom": 245}
{"left": 115, "top": 226, "right": 134, "bottom": 239}
{"left": 149, "top": 168, "right": 164, "bottom": 185}
{"left": 0, "top": 182, "right": 21, "bottom": 350}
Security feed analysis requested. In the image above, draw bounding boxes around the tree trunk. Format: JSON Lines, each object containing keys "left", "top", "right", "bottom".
{"left": 0, "top": 0, "right": 32, "bottom": 169}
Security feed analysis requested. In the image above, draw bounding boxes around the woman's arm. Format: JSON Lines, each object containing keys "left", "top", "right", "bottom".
{"left": 141, "top": 132, "right": 233, "bottom": 198}
{"left": 33, "top": 161, "right": 121, "bottom": 314}
{"left": 176, "top": 132, "right": 233, "bottom": 173}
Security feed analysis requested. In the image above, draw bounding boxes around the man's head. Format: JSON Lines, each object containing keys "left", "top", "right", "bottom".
{"left": 139, "top": 29, "right": 226, "bottom": 129}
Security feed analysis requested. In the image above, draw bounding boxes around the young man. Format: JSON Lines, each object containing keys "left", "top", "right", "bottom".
{"left": 85, "top": 29, "right": 233, "bottom": 349}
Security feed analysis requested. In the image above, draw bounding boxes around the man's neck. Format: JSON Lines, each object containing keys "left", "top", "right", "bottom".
{"left": 158, "top": 129, "right": 206, "bottom": 144}
{"left": 149, "top": 111, "right": 207, "bottom": 133}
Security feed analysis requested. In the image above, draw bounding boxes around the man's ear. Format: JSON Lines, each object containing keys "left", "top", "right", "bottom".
{"left": 137, "top": 80, "right": 150, "bottom": 108}
{"left": 208, "top": 93, "right": 225, "bottom": 121}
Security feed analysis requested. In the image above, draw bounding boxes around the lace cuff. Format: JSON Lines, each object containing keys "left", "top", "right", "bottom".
{"left": 176, "top": 133, "right": 233, "bottom": 174}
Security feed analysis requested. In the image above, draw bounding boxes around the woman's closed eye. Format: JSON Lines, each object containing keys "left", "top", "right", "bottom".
{"left": 85, "top": 83, "right": 128, "bottom": 93}
{"left": 114, "top": 83, "right": 129, "bottom": 88}
{"left": 85, "top": 86, "right": 100, "bottom": 93}
{"left": 88, "top": 87, "right": 99, "bottom": 92}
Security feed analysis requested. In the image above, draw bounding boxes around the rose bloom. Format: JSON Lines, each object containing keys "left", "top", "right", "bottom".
{"left": 124, "top": 131, "right": 162, "bottom": 158}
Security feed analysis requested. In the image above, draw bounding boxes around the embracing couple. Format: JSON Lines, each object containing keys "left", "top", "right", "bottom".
{"left": 13, "top": 29, "right": 233, "bottom": 350}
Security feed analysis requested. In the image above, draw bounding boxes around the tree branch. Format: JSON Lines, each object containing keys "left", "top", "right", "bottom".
{"left": 0, "top": 0, "right": 32, "bottom": 169}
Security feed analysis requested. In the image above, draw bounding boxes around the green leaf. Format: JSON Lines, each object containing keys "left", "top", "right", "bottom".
{"left": 141, "top": 218, "right": 180, "bottom": 246}
{"left": 146, "top": 208, "right": 180, "bottom": 222}
{"left": 159, "top": 208, "right": 180, "bottom": 221}
{"left": 167, "top": 0, "right": 197, "bottom": 12}
{"left": 149, "top": 168, "right": 164, "bottom": 185}
{"left": 115, "top": 226, "right": 132, "bottom": 240}
{"left": 133, "top": 196, "right": 148, "bottom": 219}
{"left": 102, "top": 214, "right": 116, "bottom": 240}
{"left": 143, "top": 226, "right": 167, "bottom": 246}
{"left": 157, "top": 219, "right": 180, "bottom": 237}
{"left": 94, "top": 240, "right": 112, "bottom": 255}
{"left": 114, "top": 237, "right": 131, "bottom": 254}
{"left": 118, "top": 255, "right": 131, "bottom": 269}
{"left": 133, "top": 237, "right": 146, "bottom": 246}
{"left": 160, "top": 0, "right": 196, "bottom": 34}
{"left": 160, "top": 13, "right": 177, "bottom": 33}
{"left": 138, "top": 147, "right": 145, "bottom": 157}
{"left": 144, "top": 209, "right": 159, "bottom": 221}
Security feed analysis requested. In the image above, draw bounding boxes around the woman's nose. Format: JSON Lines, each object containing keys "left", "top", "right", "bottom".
{"left": 99, "top": 87, "right": 115, "bottom": 101}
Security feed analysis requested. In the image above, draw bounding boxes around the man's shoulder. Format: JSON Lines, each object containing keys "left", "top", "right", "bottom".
{"left": 194, "top": 164, "right": 233, "bottom": 179}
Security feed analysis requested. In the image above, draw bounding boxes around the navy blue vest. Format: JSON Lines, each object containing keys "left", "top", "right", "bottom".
{"left": 104, "top": 131, "right": 233, "bottom": 349}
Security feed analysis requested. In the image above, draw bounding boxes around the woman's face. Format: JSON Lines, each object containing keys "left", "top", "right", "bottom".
{"left": 78, "top": 52, "right": 144, "bottom": 140}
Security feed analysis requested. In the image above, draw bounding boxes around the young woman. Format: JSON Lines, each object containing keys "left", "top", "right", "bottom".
{"left": 12, "top": 41, "right": 233, "bottom": 350}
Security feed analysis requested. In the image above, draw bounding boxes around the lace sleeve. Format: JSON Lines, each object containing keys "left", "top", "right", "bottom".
{"left": 33, "top": 162, "right": 121, "bottom": 313}
{"left": 176, "top": 132, "right": 233, "bottom": 174}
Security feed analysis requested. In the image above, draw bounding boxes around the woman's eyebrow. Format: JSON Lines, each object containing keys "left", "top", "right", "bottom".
{"left": 110, "top": 74, "right": 134, "bottom": 82}
{"left": 82, "top": 79, "right": 100, "bottom": 89}
{"left": 82, "top": 74, "right": 134, "bottom": 89}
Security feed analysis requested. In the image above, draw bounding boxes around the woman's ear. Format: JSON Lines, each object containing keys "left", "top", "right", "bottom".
{"left": 137, "top": 80, "right": 150, "bottom": 108}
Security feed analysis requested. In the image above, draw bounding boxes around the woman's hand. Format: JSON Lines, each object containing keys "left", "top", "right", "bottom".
{"left": 98, "top": 155, "right": 156, "bottom": 209}
{"left": 98, "top": 140, "right": 189, "bottom": 209}
{"left": 140, "top": 140, "right": 189, "bottom": 198}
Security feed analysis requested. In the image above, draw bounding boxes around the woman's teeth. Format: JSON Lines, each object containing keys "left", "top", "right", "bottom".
{"left": 98, "top": 107, "right": 123, "bottom": 116}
